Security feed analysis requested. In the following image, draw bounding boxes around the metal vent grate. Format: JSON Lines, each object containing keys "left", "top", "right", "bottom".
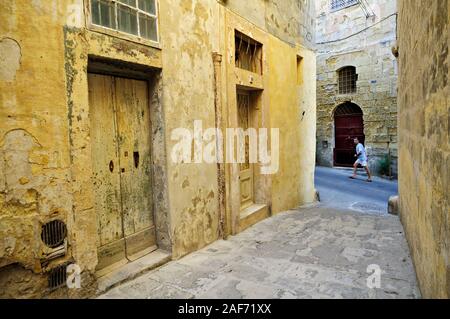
{"left": 41, "top": 220, "right": 67, "bottom": 248}
{"left": 48, "top": 264, "right": 67, "bottom": 290}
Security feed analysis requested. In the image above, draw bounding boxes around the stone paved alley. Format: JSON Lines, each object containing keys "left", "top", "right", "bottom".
{"left": 99, "top": 168, "right": 420, "bottom": 299}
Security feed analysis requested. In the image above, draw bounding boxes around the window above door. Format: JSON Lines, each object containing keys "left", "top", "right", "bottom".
{"left": 338, "top": 66, "right": 358, "bottom": 94}
{"left": 89, "top": 0, "right": 159, "bottom": 45}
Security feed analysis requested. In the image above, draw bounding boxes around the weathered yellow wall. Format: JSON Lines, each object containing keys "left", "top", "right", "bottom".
{"left": 268, "top": 37, "right": 299, "bottom": 214}
{"left": 268, "top": 37, "right": 317, "bottom": 214}
{"left": 0, "top": 0, "right": 166, "bottom": 297}
{"left": 159, "top": 0, "right": 220, "bottom": 259}
{"left": 297, "top": 47, "right": 317, "bottom": 205}
{"left": 397, "top": 0, "right": 449, "bottom": 298}
{"left": 0, "top": 0, "right": 78, "bottom": 297}
{"left": 222, "top": 4, "right": 316, "bottom": 233}
{"left": 226, "top": 0, "right": 317, "bottom": 210}
{"left": 0, "top": 0, "right": 317, "bottom": 298}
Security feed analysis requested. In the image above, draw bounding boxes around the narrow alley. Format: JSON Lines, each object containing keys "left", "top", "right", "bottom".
{"left": 99, "top": 168, "right": 419, "bottom": 299}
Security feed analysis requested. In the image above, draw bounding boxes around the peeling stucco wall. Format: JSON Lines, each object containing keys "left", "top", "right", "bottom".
{"left": 315, "top": 0, "right": 398, "bottom": 175}
{"left": 0, "top": 0, "right": 81, "bottom": 298}
{"left": 0, "top": 38, "right": 21, "bottom": 82}
{"left": 397, "top": 0, "right": 449, "bottom": 298}
{"left": 159, "top": 0, "right": 220, "bottom": 258}
{"left": 0, "top": 0, "right": 166, "bottom": 298}
{"left": 224, "top": 0, "right": 316, "bottom": 50}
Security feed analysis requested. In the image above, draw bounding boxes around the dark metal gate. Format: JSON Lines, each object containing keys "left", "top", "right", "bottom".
{"left": 334, "top": 102, "right": 365, "bottom": 167}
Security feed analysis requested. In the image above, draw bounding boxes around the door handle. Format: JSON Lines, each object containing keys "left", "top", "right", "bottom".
{"left": 109, "top": 160, "right": 114, "bottom": 173}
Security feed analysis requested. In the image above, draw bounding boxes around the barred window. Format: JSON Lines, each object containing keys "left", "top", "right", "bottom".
{"left": 338, "top": 66, "right": 358, "bottom": 94}
{"left": 235, "top": 31, "right": 263, "bottom": 75}
{"left": 331, "top": 0, "right": 359, "bottom": 11}
{"left": 91, "top": 0, "right": 158, "bottom": 42}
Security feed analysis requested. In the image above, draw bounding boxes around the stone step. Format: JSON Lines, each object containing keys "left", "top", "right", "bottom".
{"left": 239, "top": 204, "right": 269, "bottom": 233}
{"left": 95, "top": 249, "right": 171, "bottom": 296}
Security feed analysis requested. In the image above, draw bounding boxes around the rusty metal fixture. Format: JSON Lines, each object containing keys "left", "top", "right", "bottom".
{"left": 47, "top": 264, "right": 67, "bottom": 290}
{"left": 41, "top": 220, "right": 67, "bottom": 249}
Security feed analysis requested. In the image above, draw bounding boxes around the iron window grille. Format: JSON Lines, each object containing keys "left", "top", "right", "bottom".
{"left": 338, "top": 66, "right": 358, "bottom": 94}
{"left": 90, "top": 0, "right": 158, "bottom": 42}
{"left": 331, "top": 0, "right": 359, "bottom": 12}
{"left": 235, "top": 31, "right": 263, "bottom": 75}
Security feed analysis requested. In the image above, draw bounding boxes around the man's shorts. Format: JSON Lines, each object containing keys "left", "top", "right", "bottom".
{"left": 355, "top": 159, "right": 368, "bottom": 167}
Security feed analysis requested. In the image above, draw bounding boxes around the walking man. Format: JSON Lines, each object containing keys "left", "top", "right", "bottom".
{"left": 349, "top": 137, "right": 372, "bottom": 182}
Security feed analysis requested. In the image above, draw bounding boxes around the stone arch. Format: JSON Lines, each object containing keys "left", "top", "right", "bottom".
{"left": 336, "top": 65, "right": 356, "bottom": 72}
{"left": 334, "top": 101, "right": 363, "bottom": 117}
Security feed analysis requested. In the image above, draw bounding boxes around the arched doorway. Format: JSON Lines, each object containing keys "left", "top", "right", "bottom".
{"left": 334, "top": 102, "right": 365, "bottom": 167}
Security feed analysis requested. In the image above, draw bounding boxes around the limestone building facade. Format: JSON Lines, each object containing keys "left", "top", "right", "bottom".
{"left": 0, "top": 0, "right": 316, "bottom": 298}
{"left": 315, "top": 0, "right": 398, "bottom": 176}
{"left": 397, "top": 0, "right": 449, "bottom": 298}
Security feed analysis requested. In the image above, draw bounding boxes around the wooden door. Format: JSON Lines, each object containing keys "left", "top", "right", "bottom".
{"left": 237, "top": 91, "right": 254, "bottom": 210}
{"left": 334, "top": 113, "right": 365, "bottom": 167}
{"left": 89, "top": 74, "right": 125, "bottom": 270}
{"left": 115, "top": 77, "right": 156, "bottom": 260}
{"left": 89, "top": 73, "right": 156, "bottom": 271}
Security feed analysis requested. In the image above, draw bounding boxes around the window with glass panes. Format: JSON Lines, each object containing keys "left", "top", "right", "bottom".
{"left": 91, "top": 0, "right": 158, "bottom": 42}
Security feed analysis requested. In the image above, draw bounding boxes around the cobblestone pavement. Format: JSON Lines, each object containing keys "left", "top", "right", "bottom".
{"left": 99, "top": 205, "right": 420, "bottom": 299}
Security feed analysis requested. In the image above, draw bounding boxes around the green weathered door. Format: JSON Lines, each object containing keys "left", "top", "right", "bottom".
{"left": 115, "top": 77, "right": 156, "bottom": 261}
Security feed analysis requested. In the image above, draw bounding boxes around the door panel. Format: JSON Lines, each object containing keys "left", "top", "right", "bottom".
{"left": 89, "top": 74, "right": 156, "bottom": 271}
{"left": 88, "top": 74, "right": 126, "bottom": 270}
{"left": 237, "top": 92, "right": 254, "bottom": 210}
{"left": 115, "top": 78, "right": 156, "bottom": 257}
{"left": 334, "top": 114, "right": 365, "bottom": 166}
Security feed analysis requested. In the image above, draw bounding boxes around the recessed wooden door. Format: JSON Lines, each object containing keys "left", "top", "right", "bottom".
{"left": 89, "top": 73, "right": 156, "bottom": 272}
{"left": 237, "top": 91, "right": 254, "bottom": 210}
{"left": 334, "top": 103, "right": 365, "bottom": 167}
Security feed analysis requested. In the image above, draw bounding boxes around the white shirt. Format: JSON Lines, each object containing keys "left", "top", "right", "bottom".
{"left": 356, "top": 143, "right": 367, "bottom": 161}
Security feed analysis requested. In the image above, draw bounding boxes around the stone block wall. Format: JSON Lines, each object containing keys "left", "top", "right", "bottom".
{"left": 397, "top": 0, "right": 449, "bottom": 299}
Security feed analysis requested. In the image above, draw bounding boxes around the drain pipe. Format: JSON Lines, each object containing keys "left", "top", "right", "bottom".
{"left": 212, "top": 52, "right": 226, "bottom": 239}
